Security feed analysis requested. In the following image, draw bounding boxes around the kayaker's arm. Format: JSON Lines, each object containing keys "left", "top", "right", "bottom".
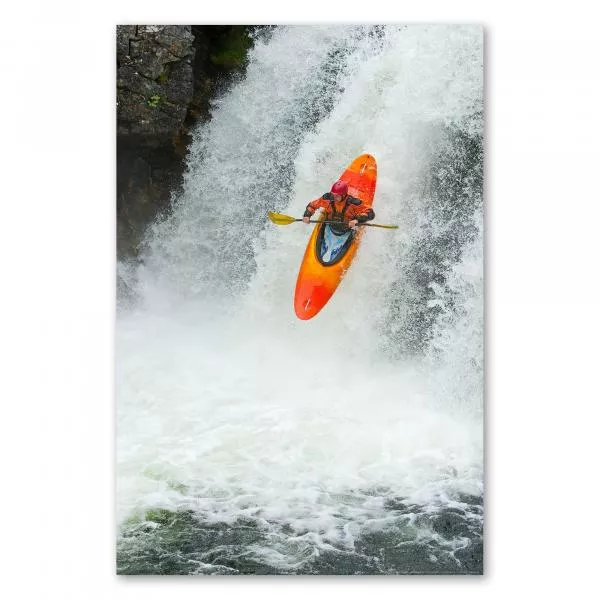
{"left": 303, "top": 196, "right": 329, "bottom": 219}
{"left": 303, "top": 201, "right": 318, "bottom": 223}
{"left": 303, "top": 206, "right": 315, "bottom": 223}
{"left": 347, "top": 207, "right": 375, "bottom": 230}
{"left": 355, "top": 208, "right": 375, "bottom": 223}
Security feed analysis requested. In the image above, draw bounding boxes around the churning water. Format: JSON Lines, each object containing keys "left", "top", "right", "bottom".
{"left": 117, "top": 24, "right": 484, "bottom": 575}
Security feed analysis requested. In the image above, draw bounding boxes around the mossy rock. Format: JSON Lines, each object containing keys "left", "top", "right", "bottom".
{"left": 209, "top": 26, "right": 253, "bottom": 69}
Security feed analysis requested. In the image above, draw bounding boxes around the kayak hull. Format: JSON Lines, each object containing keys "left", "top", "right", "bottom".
{"left": 294, "top": 154, "right": 377, "bottom": 320}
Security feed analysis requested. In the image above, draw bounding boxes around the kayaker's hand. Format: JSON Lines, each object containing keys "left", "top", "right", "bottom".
{"left": 348, "top": 219, "right": 358, "bottom": 230}
{"left": 303, "top": 216, "right": 310, "bottom": 224}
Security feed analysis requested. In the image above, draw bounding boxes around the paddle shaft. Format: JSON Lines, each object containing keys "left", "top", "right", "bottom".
{"left": 297, "top": 218, "right": 395, "bottom": 230}
{"left": 267, "top": 211, "right": 398, "bottom": 229}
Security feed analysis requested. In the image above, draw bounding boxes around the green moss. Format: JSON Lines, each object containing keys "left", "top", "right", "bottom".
{"left": 210, "top": 26, "right": 253, "bottom": 69}
{"left": 117, "top": 508, "right": 273, "bottom": 575}
{"left": 156, "top": 71, "right": 168, "bottom": 85}
{"left": 145, "top": 508, "right": 177, "bottom": 525}
{"left": 147, "top": 94, "right": 162, "bottom": 107}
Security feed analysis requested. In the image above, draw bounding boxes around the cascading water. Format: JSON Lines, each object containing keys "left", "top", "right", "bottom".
{"left": 117, "top": 24, "right": 484, "bottom": 575}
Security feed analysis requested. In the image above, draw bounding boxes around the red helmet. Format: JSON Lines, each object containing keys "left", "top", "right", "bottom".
{"left": 330, "top": 180, "right": 348, "bottom": 196}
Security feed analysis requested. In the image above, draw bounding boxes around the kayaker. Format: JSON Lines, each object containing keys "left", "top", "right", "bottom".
{"left": 302, "top": 180, "right": 375, "bottom": 233}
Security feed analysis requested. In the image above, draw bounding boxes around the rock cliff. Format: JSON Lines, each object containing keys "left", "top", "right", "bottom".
{"left": 117, "top": 25, "right": 255, "bottom": 258}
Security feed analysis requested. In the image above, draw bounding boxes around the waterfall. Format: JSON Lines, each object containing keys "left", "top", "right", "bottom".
{"left": 117, "top": 24, "right": 484, "bottom": 575}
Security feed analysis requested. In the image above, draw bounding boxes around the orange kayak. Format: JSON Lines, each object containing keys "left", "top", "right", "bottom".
{"left": 294, "top": 153, "right": 377, "bottom": 320}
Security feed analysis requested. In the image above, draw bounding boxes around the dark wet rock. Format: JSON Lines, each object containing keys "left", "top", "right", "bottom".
{"left": 117, "top": 509, "right": 270, "bottom": 575}
{"left": 383, "top": 497, "right": 416, "bottom": 513}
{"left": 116, "top": 26, "right": 136, "bottom": 57}
{"left": 432, "top": 511, "right": 472, "bottom": 539}
{"left": 382, "top": 542, "right": 451, "bottom": 574}
{"left": 455, "top": 538, "right": 483, "bottom": 574}
{"left": 299, "top": 550, "right": 384, "bottom": 575}
{"left": 116, "top": 25, "right": 194, "bottom": 259}
{"left": 458, "top": 493, "right": 484, "bottom": 506}
{"left": 443, "top": 506, "right": 467, "bottom": 515}
{"left": 117, "top": 507, "right": 484, "bottom": 575}
{"left": 117, "top": 25, "right": 195, "bottom": 139}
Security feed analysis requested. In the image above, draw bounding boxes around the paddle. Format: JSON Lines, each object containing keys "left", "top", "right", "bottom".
{"left": 268, "top": 211, "right": 398, "bottom": 230}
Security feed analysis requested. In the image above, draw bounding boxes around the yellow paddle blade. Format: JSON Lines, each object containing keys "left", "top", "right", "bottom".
{"left": 268, "top": 211, "right": 298, "bottom": 225}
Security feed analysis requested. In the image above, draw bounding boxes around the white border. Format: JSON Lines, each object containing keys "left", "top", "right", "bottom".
{"left": 2, "top": 1, "right": 599, "bottom": 598}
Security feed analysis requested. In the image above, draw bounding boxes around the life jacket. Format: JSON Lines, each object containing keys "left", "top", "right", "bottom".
{"left": 321, "top": 192, "right": 362, "bottom": 230}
